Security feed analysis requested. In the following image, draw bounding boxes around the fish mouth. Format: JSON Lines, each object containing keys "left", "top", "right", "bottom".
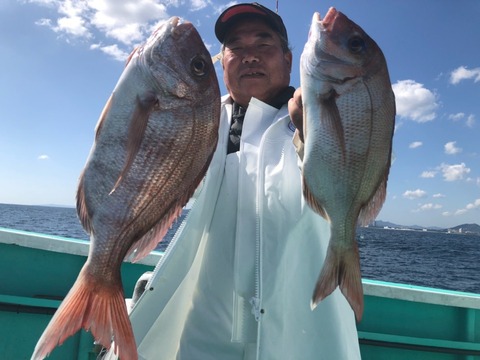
{"left": 172, "top": 17, "right": 194, "bottom": 38}
{"left": 149, "top": 17, "right": 194, "bottom": 40}
{"left": 171, "top": 16, "right": 180, "bottom": 28}
{"left": 316, "top": 7, "right": 338, "bottom": 31}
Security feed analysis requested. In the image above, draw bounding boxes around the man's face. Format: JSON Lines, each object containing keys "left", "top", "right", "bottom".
{"left": 222, "top": 18, "right": 292, "bottom": 107}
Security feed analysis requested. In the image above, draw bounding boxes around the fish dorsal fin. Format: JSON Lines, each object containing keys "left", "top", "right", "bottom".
{"left": 94, "top": 94, "right": 113, "bottom": 140}
{"left": 320, "top": 92, "right": 346, "bottom": 162}
{"left": 76, "top": 95, "right": 115, "bottom": 234}
{"left": 125, "top": 47, "right": 138, "bottom": 67}
{"left": 110, "top": 91, "right": 158, "bottom": 194}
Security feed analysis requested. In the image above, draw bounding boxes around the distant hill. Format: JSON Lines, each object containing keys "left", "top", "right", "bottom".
{"left": 449, "top": 223, "right": 480, "bottom": 235}
{"left": 372, "top": 220, "right": 480, "bottom": 235}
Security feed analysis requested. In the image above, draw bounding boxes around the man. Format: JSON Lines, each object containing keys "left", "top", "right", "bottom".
{"left": 112, "top": 3, "right": 360, "bottom": 359}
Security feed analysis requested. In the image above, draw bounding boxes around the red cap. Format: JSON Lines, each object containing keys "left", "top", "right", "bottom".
{"left": 215, "top": 2, "right": 288, "bottom": 43}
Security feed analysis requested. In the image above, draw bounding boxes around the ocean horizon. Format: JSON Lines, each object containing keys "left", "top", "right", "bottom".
{"left": 1, "top": 203, "right": 479, "bottom": 294}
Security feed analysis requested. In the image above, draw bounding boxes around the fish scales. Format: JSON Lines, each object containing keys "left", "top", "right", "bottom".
{"left": 300, "top": 8, "right": 395, "bottom": 321}
{"left": 32, "top": 17, "right": 220, "bottom": 360}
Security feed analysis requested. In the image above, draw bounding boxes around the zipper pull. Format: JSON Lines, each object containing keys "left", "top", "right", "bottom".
{"left": 249, "top": 296, "right": 263, "bottom": 321}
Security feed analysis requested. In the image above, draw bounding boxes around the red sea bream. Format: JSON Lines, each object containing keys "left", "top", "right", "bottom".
{"left": 300, "top": 8, "right": 395, "bottom": 321}
{"left": 32, "top": 17, "right": 220, "bottom": 360}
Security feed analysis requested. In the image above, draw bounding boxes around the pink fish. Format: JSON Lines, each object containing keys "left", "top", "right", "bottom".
{"left": 32, "top": 17, "right": 220, "bottom": 360}
{"left": 300, "top": 8, "right": 395, "bottom": 321}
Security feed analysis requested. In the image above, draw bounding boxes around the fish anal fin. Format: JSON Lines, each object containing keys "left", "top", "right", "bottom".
{"left": 110, "top": 91, "right": 158, "bottom": 194}
{"left": 311, "top": 241, "right": 364, "bottom": 322}
{"left": 76, "top": 173, "right": 92, "bottom": 234}
{"left": 358, "top": 161, "right": 390, "bottom": 226}
{"left": 126, "top": 204, "right": 184, "bottom": 262}
{"left": 31, "top": 266, "right": 137, "bottom": 360}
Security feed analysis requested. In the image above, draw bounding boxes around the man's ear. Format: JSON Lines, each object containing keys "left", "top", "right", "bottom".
{"left": 285, "top": 51, "right": 293, "bottom": 72}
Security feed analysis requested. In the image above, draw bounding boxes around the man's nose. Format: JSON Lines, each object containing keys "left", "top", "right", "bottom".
{"left": 241, "top": 47, "right": 259, "bottom": 64}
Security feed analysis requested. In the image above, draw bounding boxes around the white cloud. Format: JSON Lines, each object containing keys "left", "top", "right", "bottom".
{"left": 214, "top": 1, "right": 238, "bottom": 15}
{"left": 444, "top": 141, "right": 462, "bottom": 155}
{"left": 450, "top": 66, "right": 480, "bottom": 85}
{"left": 420, "top": 171, "right": 436, "bottom": 178}
{"left": 27, "top": 0, "right": 177, "bottom": 59}
{"left": 88, "top": 0, "right": 169, "bottom": 45}
{"left": 90, "top": 43, "right": 130, "bottom": 61}
{"left": 432, "top": 193, "right": 446, "bottom": 198}
{"left": 403, "top": 189, "right": 427, "bottom": 199}
{"left": 392, "top": 80, "right": 439, "bottom": 122}
{"left": 27, "top": 0, "right": 58, "bottom": 5}
{"left": 452, "top": 199, "right": 480, "bottom": 217}
{"left": 414, "top": 203, "right": 442, "bottom": 212}
{"left": 56, "top": 15, "right": 91, "bottom": 37}
{"left": 439, "top": 163, "right": 471, "bottom": 181}
{"left": 466, "top": 114, "right": 475, "bottom": 128}
{"left": 191, "top": 0, "right": 210, "bottom": 11}
{"left": 448, "top": 113, "right": 465, "bottom": 121}
{"left": 448, "top": 112, "right": 476, "bottom": 128}
{"left": 38, "top": 154, "right": 50, "bottom": 160}
{"left": 409, "top": 141, "right": 423, "bottom": 149}
{"left": 33, "top": 0, "right": 92, "bottom": 38}
{"left": 160, "top": 0, "right": 183, "bottom": 6}
{"left": 466, "top": 199, "right": 480, "bottom": 210}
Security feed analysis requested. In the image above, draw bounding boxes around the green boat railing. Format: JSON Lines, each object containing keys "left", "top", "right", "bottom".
{"left": 1, "top": 227, "right": 479, "bottom": 359}
{"left": 359, "top": 279, "right": 480, "bottom": 359}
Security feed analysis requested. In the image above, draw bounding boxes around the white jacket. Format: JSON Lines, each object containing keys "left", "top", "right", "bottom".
{"left": 116, "top": 95, "right": 360, "bottom": 360}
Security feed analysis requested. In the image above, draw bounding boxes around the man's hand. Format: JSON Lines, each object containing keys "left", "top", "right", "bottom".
{"left": 288, "top": 87, "right": 303, "bottom": 142}
{"left": 288, "top": 88, "right": 304, "bottom": 159}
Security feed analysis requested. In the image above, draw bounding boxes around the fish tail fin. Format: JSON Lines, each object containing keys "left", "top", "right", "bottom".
{"left": 311, "top": 243, "right": 364, "bottom": 322}
{"left": 31, "top": 266, "right": 137, "bottom": 360}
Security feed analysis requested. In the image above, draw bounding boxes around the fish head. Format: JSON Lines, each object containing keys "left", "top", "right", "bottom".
{"left": 302, "top": 8, "right": 386, "bottom": 88}
{"left": 134, "top": 17, "right": 220, "bottom": 103}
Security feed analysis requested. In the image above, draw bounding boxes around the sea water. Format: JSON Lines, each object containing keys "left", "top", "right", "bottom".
{"left": 0, "top": 203, "right": 479, "bottom": 293}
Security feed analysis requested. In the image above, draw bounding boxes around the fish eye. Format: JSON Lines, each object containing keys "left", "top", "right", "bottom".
{"left": 190, "top": 56, "right": 208, "bottom": 77}
{"left": 348, "top": 36, "right": 365, "bottom": 53}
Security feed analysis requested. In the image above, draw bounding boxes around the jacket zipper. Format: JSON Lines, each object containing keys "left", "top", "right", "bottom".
{"left": 250, "top": 115, "right": 289, "bottom": 322}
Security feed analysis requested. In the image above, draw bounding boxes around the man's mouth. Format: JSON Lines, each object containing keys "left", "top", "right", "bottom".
{"left": 240, "top": 71, "right": 265, "bottom": 78}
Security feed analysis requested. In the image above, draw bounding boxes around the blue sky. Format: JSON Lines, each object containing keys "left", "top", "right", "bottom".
{"left": 0, "top": 0, "right": 479, "bottom": 228}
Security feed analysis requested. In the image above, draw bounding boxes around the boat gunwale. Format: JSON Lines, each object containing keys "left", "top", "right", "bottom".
{"left": 0, "top": 227, "right": 162, "bottom": 266}
{"left": 2, "top": 227, "right": 480, "bottom": 310}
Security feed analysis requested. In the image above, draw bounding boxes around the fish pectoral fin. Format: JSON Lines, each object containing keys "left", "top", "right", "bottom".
{"left": 110, "top": 91, "right": 158, "bottom": 194}
{"left": 319, "top": 92, "right": 346, "bottom": 160}
{"left": 311, "top": 242, "right": 364, "bottom": 322}
{"left": 293, "top": 129, "right": 305, "bottom": 160}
